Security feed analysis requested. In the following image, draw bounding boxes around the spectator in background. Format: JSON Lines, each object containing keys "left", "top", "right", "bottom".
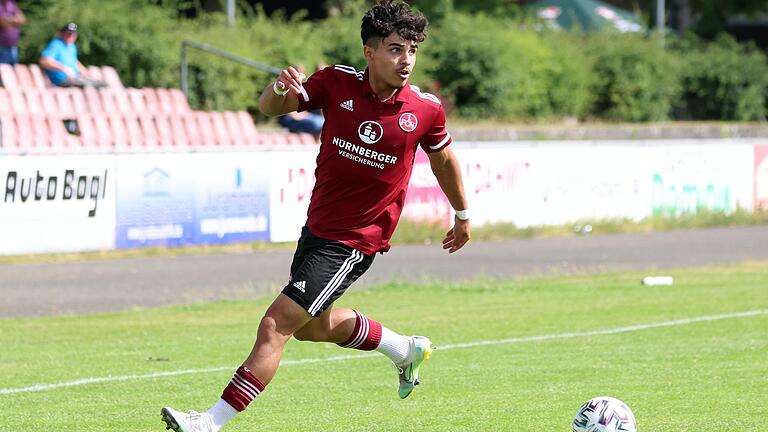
{"left": 39, "top": 22, "right": 106, "bottom": 88}
{"left": 277, "top": 109, "right": 324, "bottom": 141}
{"left": 0, "top": 0, "right": 26, "bottom": 64}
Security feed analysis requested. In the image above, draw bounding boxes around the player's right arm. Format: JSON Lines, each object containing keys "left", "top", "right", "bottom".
{"left": 258, "top": 66, "right": 305, "bottom": 117}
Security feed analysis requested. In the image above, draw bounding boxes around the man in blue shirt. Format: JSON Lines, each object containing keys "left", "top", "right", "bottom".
{"left": 39, "top": 22, "right": 105, "bottom": 87}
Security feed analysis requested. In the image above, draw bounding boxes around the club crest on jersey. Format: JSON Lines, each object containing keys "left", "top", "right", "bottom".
{"left": 358, "top": 121, "right": 383, "bottom": 144}
{"left": 399, "top": 113, "right": 418, "bottom": 132}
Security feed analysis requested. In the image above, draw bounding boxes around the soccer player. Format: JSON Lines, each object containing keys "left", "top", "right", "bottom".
{"left": 161, "top": 1, "right": 469, "bottom": 431}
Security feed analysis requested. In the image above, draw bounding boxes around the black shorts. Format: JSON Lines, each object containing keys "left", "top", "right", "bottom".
{"left": 282, "top": 226, "right": 375, "bottom": 316}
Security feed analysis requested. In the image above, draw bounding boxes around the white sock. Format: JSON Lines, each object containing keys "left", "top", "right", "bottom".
{"left": 208, "top": 399, "right": 238, "bottom": 430}
{"left": 376, "top": 326, "right": 412, "bottom": 365}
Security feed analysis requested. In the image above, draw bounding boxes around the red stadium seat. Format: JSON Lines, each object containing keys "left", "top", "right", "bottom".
{"left": 169, "top": 89, "right": 191, "bottom": 113}
{"left": 236, "top": 111, "right": 260, "bottom": 140}
{"left": 52, "top": 88, "right": 73, "bottom": 114}
{"left": 98, "top": 88, "right": 118, "bottom": 114}
{"left": 23, "top": 90, "right": 43, "bottom": 114}
{"left": 127, "top": 88, "right": 146, "bottom": 113}
{"left": 298, "top": 133, "right": 318, "bottom": 145}
{"left": 107, "top": 115, "right": 130, "bottom": 149}
{"left": 100, "top": 66, "right": 124, "bottom": 88}
{"left": 222, "top": 111, "right": 248, "bottom": 146}
{"left": 86, "top": 66, "right": 104, "bottom": 83}
{"left": 13, "top": 65, "right": 36, "bottom": 90}
{"left": 0, "top": 63, "right": 18, "bottom": 89}
{"left": 0, "top": 89, "right": 11, "bottom": 115}
{"left": 107, "top": 88, "right": 132, "bottom": 113}
{"left": 168, "top": 115, "right": 191, "bottom": 147}
{"left": 155, "top": 89, "right": 176, "bottom": 114}
{"left": 47, "top": 116, "right": 80, "bottom": 149}
{"left": 8, "top": 89, "right": 27, "bottom": 114}
{"left": 14, "top": 115, "right": 47, "bottom": 150}
{"left": 68, "top": 88, "right": 88, "bottom": 114}
{"left": 194, "top": 112, "right": 217, "bottom": 146}
{"left": 0, "top": 114, "right": 19, "bottom": 151}
{"left": 84, "top": 86, "right": 104, "bottom": 113}
{"left": 138, "top": 114, "right": 161, "bottom": 147}
{"left": 76, "top": 114, "right": 99, "bottom": 148}
{"left": 210, "top": 111, "right": 233, "bottom": 146}
{"left": 181, "top": 114, "right": 203, "bottom": 147}
{"left": 38, "top": 90, "right": 58, "bottom": 114}
{"left": 29, "top": 64, "right": 49, "bottom": 89}
{"left": 142, "top": 88, "right": 161, "bottom": 113}
{"left": 122, "top": 114, "right": 146, "bottom": 149}
{"left": 153, "top": 114, "right": 178, "bottom": 147}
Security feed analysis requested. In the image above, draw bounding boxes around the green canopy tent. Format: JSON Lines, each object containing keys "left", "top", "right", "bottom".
{"left": 529, "top": 0, "right": 645, "bottom": 33}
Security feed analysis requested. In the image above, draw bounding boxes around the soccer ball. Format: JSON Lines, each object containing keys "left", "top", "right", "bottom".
{"left": 572, "top": 396, "right": 637, "bottom": 432}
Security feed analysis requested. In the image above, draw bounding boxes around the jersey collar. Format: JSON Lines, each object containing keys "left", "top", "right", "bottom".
{"left": 362, "top": 68, "right": 411, "bottom": 105}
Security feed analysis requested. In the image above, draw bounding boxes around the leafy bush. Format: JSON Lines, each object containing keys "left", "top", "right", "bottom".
{"left": 429, "top": 13, "right": 593, "bottom": 120}
{"left": 588, "top": 34, "right": 681, "bottom": 122}
{"left": 15, "top": 2, "right": 768, "bottom": 123}
{"left": 676, "top": 35, "right": 768, "bottom": 121}
{"left": 20, "top": 0, "right": 178, "bottom": 88}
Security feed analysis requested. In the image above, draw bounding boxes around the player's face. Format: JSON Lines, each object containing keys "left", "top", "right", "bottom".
{"left": 365, "top": 33, "right": 418, "bottom": 92}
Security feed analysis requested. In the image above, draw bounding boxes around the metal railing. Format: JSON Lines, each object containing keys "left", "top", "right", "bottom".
{"left": 180, "top": 40, "right": 281, "bottom": 98}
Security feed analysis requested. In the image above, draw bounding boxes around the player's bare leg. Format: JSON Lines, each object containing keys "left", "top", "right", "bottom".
{"left": 162, "top": 294, "right": 312, "bottom": 432}
{"left": 295, "top": 306, "right": 433, "bottom": 399}
{"left": 242, "top": 294, "right": 313, "bottom": 383}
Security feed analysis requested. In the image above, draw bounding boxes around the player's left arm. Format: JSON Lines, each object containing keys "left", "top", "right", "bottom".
{"left": 428, "top": 147, "right": 470, "bottom": 253}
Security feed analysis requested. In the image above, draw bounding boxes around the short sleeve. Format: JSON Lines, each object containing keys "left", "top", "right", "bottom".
{"left": 41, "top": 40, "right": 58, "bottom": 58}
{"left": 419, "top": 107, "right": 452, "bottom": 153}
{"left": 297, "top": 66, "right": 333, "bottom": 112}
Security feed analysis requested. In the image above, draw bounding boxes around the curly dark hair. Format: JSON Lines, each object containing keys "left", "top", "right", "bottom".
{"left": 361, "top": 0, "right": 428, "bottom": 47}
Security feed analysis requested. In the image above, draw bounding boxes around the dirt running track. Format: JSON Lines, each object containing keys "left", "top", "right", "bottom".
{"left": 1, "top": 226, "right": 767, "bottom": 318}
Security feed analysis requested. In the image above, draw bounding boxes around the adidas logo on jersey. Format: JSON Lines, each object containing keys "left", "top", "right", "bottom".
{"left": 340, "top": 99, "right": 354, "bottom": 111}
{"left": 293, "top": 280, "right": 306, "bottom": 292}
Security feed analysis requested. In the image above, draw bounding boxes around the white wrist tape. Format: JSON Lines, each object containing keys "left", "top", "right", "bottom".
{"left": 273, "top": 81, "right": 289, "bottom": 96}
{"left": 455, "top": 209, "right": 469, "bottom": 221}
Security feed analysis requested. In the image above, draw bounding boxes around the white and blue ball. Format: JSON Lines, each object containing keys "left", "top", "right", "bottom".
{"left": 572, "top": 396, "right": 637, "bottom": 432}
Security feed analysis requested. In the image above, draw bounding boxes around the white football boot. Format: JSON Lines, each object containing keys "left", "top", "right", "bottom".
{"left": 395, "top": 336, "right": 433, "bottom": 399}
{"left": 161, "top": 406, "right": 216, "bottom": 432}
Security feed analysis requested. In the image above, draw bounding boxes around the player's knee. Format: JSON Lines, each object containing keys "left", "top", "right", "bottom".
{"left": 257, "top": 315, "right": 281, "bottom": 339}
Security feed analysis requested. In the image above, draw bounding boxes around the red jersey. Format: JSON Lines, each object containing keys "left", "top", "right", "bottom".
{"left": 297, "top": 65, "right": 452, "bottom": 255}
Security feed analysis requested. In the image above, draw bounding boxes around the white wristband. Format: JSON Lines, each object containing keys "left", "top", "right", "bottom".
{"left": 455, "top": 209, "right": 469, "bottom": 221}
{"left": 272, "top": 81, "right": 289, "bottom": 96}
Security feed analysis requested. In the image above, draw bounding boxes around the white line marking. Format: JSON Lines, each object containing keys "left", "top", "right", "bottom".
{"left": 2, "top": 309, "right": 765, "bottom": 395}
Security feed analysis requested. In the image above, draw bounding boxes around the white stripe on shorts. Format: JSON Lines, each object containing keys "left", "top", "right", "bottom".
{"left": 308, "top": 250, "right": 363, "bottom": 316}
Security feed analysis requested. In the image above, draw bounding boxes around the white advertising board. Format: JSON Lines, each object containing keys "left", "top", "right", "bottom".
{"left": 266, "top": 151, "right": 319, "bottom": 243}
{"left": 264, "top": 141, "right": 756, "bottom": 241}
{"left": 0, "top": 154, "right": 116, "bottom": 255}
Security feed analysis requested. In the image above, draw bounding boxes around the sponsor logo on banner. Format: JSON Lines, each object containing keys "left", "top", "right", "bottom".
{"left": 3, "top": 168, "right": 108, "bottom": 217}
{"left": 0, "top": 155, "right": 116, "bottom": 255}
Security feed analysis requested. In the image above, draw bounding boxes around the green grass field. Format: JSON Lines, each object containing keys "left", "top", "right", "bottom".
{"left": 1, "top": 262, "right": 767, "bottom": 431}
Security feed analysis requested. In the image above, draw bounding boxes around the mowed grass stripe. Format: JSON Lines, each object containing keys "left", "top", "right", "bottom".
{"left": 2, "top": 309, "right": 765, "bottom": 396}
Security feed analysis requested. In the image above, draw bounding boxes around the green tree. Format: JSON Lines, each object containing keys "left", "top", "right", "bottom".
{"left": 637, "top": 0, "right": 767, "bottom": 37}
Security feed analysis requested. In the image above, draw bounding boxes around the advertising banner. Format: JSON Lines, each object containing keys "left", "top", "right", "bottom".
{"left": 115, "top": 154, "right": 196, "bottom": 248}
{"left": 0, "top": 154, "right": 116, "bottom": 254}
{"left": 267, "top": 151, "right": 318, "bottom": 243}
{"left": 648, "top": 144, "right": 754, "bottom": 216}
{"left": 115, "top": 153, "right": 270, "bottom": 248}
{"left": 401, "top": 150, "right": 452, "bottom": 225}
{"left": 451, "top": 145, "right": 648, "bottom": 227}
{"left": 193, "top": 153, "right": 270, "bottom": 244}
{"left": 755, "top": 145, "right": 768, "bottom": 211}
